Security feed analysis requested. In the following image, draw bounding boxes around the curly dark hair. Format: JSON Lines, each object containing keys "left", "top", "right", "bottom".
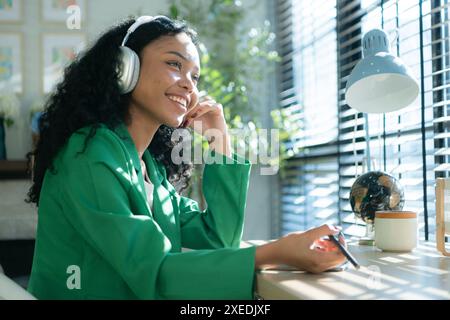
{"left": 27, "top": 16, "right": 197, "bottom": 205}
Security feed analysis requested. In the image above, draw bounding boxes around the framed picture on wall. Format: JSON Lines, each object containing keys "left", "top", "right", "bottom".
{"left": 41, "top": 0, "right": 86, "bottom": 24}
{"left": 0, "top": 0, "right": 22, "bottom": 23}
{"left": 0, "top": 33, "right": 23, "bottom": 93}
{"left": 42, "top": 33, "right": 86, "bottom": 94}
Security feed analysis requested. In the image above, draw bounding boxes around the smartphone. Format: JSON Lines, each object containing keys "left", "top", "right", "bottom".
{"left": 328, "top": 232, "right": 360, "bottom": 269}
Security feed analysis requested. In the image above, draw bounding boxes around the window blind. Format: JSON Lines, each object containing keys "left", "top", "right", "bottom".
{"left": 276, "top": 0, "right": 449, "bottom": 241}
{"left": 276, "top": 0, "right": 339, "bottom": 234}
{"left": 337, "top": 0, "right": 444, "bottom": 240}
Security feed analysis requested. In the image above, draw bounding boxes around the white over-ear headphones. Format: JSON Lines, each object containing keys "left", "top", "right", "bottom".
{"left": 117, "top": 16, "right": 165, "bottom": 94}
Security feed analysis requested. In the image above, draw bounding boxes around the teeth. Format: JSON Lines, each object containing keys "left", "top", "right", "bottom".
{"left": 167, "top": 95, "right": 187, "bottom": 107}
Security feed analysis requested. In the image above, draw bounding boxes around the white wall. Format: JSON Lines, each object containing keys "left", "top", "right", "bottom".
{"left": 0, "top": 0, "right": 277, "bottom": 240}
{"left": 239, "top": 0, "right": 279, "bottom": 241}
{"left": 2, "top": 0, "right": 170, "bottom": 159}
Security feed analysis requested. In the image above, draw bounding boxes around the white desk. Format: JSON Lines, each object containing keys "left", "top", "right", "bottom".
{"left": 252, "top": 241, "right": 450, "bottom": 300}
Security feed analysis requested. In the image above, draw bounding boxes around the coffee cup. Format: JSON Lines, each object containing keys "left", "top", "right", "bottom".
{"left": 374, "top": 211, "right": 418, "bottom": 252}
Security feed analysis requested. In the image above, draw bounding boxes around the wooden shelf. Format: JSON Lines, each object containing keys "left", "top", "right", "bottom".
{"left": 0, "top": 160, "right": 30, "bottom": 179}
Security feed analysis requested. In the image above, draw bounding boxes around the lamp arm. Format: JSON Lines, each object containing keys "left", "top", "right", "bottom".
{"left": 364, "top": 113, "right": 372, "bottom": 172}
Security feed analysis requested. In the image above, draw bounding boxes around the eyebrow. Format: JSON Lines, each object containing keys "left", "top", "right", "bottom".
{"left": 165, "top": 51, "right": 200, "bottom": 72}
{"left": 166, "top": 51, "right": 188, "bottom": 61}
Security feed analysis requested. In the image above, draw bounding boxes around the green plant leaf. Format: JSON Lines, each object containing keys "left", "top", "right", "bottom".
{"left": 167, "top": 0, "right": 290, "bottom": 177}
{"left": 5, "top": 118, "right": 14, "bottom": 127}
{"left": 169, "top": 4, "right": 179, "bottom": 19}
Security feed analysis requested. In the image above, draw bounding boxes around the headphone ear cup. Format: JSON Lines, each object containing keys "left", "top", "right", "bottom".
{"left": 117, "top": 46, "right": 140, "bottom": 94}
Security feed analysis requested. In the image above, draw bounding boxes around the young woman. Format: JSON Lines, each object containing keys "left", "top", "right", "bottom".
{"left": 27, "top": 15, "right": 345, "bottom": 300}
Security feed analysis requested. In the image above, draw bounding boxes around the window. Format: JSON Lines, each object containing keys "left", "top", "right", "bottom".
{"left": 276, "top": 0, "right": 340, "bottom": 233}
{"left": 276, "top": 0, "right": 450, "bottom": 241}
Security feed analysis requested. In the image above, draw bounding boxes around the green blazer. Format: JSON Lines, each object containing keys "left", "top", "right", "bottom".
{"left": 28, "top": 123, "right": 256, "bottom": 300}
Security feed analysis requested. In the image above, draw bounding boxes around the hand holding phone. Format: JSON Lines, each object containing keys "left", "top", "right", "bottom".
{"left": 328, "top": 232, "right": 360, "bottom": 269}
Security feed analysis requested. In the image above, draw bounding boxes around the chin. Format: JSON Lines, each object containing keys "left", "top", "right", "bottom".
{"left": 165, "top": 117, "right": 184, "bottom": 129}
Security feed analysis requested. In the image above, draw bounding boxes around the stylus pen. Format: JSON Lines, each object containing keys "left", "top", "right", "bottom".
{"left": 328, "top": 234, "right": 360, "bottom": 269}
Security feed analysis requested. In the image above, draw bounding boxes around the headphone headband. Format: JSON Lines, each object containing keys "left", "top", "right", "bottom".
{"left": 121, "top": 15, "right": 167, "bottom": 47}
{"left": 118, "top": 15, "right": 169, "bottom": 94}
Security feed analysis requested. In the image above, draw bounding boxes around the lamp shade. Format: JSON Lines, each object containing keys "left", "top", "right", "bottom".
{"left": 345, "top": 29, "right": 419, "bottom": 113}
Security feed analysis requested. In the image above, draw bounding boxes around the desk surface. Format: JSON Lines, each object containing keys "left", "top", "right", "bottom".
{"left": 250, "top": 241, "right": 450, "bottom": 300}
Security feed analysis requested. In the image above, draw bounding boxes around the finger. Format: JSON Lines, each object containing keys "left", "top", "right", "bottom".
{"left": 313, "top": 246, "right": 338, "bottom": 256}
{"left": 314, "top": 246, "right": 327, "bottom": 252}
{"left": 315, "top": 239, "right": 333, "bottom": 248}
{"left": 201, "top": 95, "right": 214, "bottom": 102}
{"left": 306, "top": 224, "right": 340, "bottom": 242}
{"left": 312, "top": 244, "right": 333, "bottom": 253}
{"left": 315, "top": 239, "right": 339, "bottom": 252}
{"left": 314, "top": 240, "right": 339, "bottom": 253}
{"left": 183, "top": 103, "right": 202, "bottom": 120}
{"left": 314, "top": 250, "right": 346, "bottom": 268}
{"left": 181, "top": 102, "right": 207, "bottom": 127}
{"left": 184, "top": 108, "right": 213, "bottom": 128}
{"left": 184, "top": 102, "right": 222, "bottom": 128}
{"left": 311, "top": 241, "right": 325, "bottom": 251}
{"left": 183, "top": 98, "right": 216, "bottom": 120}
{"left": 320, "top": 232, "right": 347, "bottom": 250}
{"left": 338, "top": 232, "right": 348, "bottom": 248}
{"left": 307, "top": 250, "right": 345, "bottom": 273}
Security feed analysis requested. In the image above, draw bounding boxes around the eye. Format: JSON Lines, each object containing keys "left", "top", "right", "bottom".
{"left": 167, "top": 61, "right": 182, "bottom": 70}
{"left": 192, "top": 74, "right": 200, "bottom": 82}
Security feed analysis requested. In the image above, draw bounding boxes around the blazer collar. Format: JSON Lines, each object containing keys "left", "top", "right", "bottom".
{"left": 113, "top": 122, "right": 164, "bottom": 186}
{"left": 113, "top": 122, "right": 142, "bottom": 173}
{"left": 112, "top": 122, "right": 180, "bottom": 250}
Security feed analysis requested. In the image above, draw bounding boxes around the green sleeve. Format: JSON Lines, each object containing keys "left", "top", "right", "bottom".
{"left": 62, "top": 148, "right": 255, "bottom": 300}
{"left": 178, "top": 151, "right": 252, "bottom": 249}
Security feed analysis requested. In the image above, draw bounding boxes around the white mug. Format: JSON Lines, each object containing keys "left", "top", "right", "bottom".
{"left": 374, "top": 211, "right": 418, "bottom": 252}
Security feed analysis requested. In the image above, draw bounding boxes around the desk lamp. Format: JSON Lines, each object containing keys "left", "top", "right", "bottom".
{"left": 345, "top": 29, "right": 419, "bottom": 245}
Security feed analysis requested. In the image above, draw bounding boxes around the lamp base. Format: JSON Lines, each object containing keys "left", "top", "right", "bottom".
{"left": 359, "top": 223, "right": 375, "bottom": 246}
{"left": 358, "top": 238, "right": 375, "bottom": 246}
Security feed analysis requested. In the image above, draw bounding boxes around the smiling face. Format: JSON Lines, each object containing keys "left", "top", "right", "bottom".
{"left": 128, "top": 32, "right": 201, "bottom": 128}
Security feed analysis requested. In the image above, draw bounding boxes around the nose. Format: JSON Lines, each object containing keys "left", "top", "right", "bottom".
{"left": 178, "top": 75, "right": 195, "bottom": 93}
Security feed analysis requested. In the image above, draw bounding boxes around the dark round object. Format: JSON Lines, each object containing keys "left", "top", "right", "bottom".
{"left": 350, "top": 171, "right": 405, "bottom": 224}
